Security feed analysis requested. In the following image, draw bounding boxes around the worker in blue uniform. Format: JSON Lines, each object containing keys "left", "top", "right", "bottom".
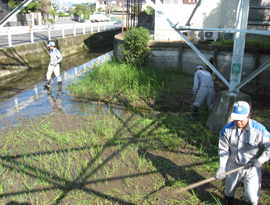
{"left": 216, "top": 101, "right": 270, "bottom": 205}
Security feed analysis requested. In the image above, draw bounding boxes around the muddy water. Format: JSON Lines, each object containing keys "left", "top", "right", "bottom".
{"left": 0, "top": 47, "right": 123, "bottom": 130}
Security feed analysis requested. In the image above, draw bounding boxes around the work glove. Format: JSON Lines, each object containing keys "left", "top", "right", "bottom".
{"left": 216, "top": 167, "right": 226, "bottom": 180}
{"left": 192, "top": 94, "right": 196, "bottom": 100}
{"left": 50, "top": 61, "right": 57, "bottom": 67}
{"left": 252, "top": 159, "right": 262, "bottom": 168}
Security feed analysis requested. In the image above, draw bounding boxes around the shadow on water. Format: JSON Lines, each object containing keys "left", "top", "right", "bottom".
{"left": 0, "top": 43, "right": 124, "bottom": 130}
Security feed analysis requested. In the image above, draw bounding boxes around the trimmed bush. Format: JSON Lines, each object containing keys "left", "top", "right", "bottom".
{"left": 120, "top": 27, "right": 151, "bottom": 66}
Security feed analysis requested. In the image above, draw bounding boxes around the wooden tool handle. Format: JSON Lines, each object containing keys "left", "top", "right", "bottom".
{"left": 159, "top": 163, "right": 251, "bottom": 205}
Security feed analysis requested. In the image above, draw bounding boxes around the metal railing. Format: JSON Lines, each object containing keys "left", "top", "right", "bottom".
{"left": 0, "top": 21, "right": 122, "bottom": 47}
{"left": 71, "top": 51, "right": 114, "bottom": 78}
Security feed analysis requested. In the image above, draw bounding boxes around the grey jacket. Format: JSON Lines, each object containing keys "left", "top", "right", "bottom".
{"left": 219, "top": 119, "right": 270, "bottom": 167}
{"left": 192, "top": 70, "right": 214, "bottom": 95}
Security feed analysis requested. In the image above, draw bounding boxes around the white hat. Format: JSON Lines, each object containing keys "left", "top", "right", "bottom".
{"left": 231, "top": 101, "right": 250, "bottom": 120}
{"left": 47, "top": 41, "right": 55, "bottom": 47}
{"left": 194, "top": 65, "right": 203, "bottom": 73}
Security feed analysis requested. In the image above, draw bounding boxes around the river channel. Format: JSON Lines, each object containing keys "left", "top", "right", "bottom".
{"left": 0, "top": 46, "right": 123, "bottom": 130}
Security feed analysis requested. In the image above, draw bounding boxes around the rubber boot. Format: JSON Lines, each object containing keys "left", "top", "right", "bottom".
{"left": 225, "top": 195, "right": 234, "bottom": 205}
{"left": 45, "top": 80, "right": 51, "bottom": 88}
{"left": 190, "top": 111, "right": 198, "bottom": 121}
{"left": 47, "top": 88, "right": 51, "bottom": 95}
{"left": 58, "top": 81, "right": 62, "bottom": 92}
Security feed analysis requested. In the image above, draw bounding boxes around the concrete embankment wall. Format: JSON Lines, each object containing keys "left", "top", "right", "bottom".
{"left": 114, "top": 33, "right": 270, "bottom": 85}
{"left": 0, "top": 29, "right": 122, "bottom": 78}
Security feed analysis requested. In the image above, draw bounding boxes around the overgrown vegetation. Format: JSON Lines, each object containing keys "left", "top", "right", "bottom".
{"left": 212, "top": 38, "right": 270, "bottom": 49}
{"left": 121, "top": 27, "right": 152, "bottom": 66}
{"left": 1, "top": 64, "right": 270, "bottom": 204}
{"left": 67, "top": 59, "right": 167, "bottom": 104}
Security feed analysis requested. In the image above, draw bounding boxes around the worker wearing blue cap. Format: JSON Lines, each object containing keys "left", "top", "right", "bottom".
{"left": 45, "top": 41, "right": 63, "bottom": 88}
{"left": 216, "top": 101, "right": 270, "bottom": 205}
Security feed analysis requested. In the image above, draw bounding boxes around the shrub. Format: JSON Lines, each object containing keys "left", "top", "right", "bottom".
{"left": 48, "top": 18, "right": 54, "bottom": 24}
{"left": 120, "top": 27, "right": 151, "bottom": 66}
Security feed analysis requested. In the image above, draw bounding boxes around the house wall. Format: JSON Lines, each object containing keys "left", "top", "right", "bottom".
{"left": 114, "top": 34, "right": 270, "bottom": 85}
{"left": 154, "top": 0, "right": 270, "bottom": 41}
{"left": 0, "top": 0, "right": 9, "bottom": 21}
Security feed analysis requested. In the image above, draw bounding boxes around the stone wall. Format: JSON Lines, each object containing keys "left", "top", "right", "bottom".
{"left": 0, "top": 29, "right": 122, "bottom": 78}
{"left": 114, "top": 33, "right": 270, "bottom": 85}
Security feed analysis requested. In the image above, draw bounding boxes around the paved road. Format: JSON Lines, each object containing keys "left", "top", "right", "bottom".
{"left": 0, "top": 18, "right": 120, "bottom": 48}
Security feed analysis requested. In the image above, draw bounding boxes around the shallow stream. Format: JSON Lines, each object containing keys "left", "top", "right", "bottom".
{"left": 0, "top": 49, "right": 123, "bottom": 130}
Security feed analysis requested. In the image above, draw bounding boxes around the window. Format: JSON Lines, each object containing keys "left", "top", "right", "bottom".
{"left": 248, "top": 0, "right": 270, "bottom": 25}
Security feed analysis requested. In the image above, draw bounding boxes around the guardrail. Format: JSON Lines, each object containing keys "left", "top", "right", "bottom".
{"left": 0, "top": 21, "right": 122, "bottom": 47}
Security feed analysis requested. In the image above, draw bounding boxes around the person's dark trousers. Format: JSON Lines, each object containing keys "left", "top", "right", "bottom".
{"left": 225, "top": 195, "right": 234, "bottom": 205}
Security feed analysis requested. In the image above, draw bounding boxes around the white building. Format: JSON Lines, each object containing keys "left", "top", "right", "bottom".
{"left": 154, "top": 0, "right": 270, "bottom": 41}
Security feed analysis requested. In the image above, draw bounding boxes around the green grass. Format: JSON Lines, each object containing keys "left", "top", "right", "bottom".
{"left": 212, "top": 38, "right": 270, "bottom": 49}
{"left": 0, "top": 110, "right": 222, "bottom": 204}
{"left": 1, "top": 61, "right": 270, "bottom": 204}
{"left": 67, "top": 58, "right": 170, "bottom": 103}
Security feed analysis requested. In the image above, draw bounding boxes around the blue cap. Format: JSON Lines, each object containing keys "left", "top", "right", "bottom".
{"left": 47, "top": 41, "right": 55, "bottom": 47}
{"left": 231, "top": 101, "right": 250, "bottom": 120}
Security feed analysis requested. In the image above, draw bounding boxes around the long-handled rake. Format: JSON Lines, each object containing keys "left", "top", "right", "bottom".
{"left": 159, "top": 163, "right": 251, "bottom": 205}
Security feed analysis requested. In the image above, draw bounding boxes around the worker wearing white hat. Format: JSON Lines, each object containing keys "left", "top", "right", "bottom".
{"left": 190, "top": 65, "right": 215, "bottom": 120}
{"left": 45, "top": 41, "right": 63, "bottom": 88}
{"left": 216, "top": 101, "right": 270, "bottom": 205}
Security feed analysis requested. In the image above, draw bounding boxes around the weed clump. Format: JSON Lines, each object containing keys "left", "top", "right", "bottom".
{"left": 67, "top": 59, "right": 167, "bottom": 103}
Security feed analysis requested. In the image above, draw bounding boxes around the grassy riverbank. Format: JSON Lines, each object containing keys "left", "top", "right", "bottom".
{"left": 1, "top": 61, "right": 270, "bottom": 204}
{"left": 67, "top": 59, "right": 192, "bottom": 110}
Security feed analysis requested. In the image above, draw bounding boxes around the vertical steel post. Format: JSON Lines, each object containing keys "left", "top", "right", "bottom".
{"left": 30, "top": 26, "right": 34, "bottom": 43}
{"left": 8, "top": 28, "right": 12, "bottom": 47}
{"left": 73, "top": 24, "right": 76, "bottom": 36}
{"left": 122, "top": 0, "right": 125, "bottom": 38}
{"left": 229, "top": 0, "right": 250, "bottom": 92}
{"left": 34, "top": 85, "right": 38, "bottom": 101}
{"left": 62, "top": 25, "right": 65, "bottom": 38}
{"left": 48, "top": 25, "right": 51, "bottom": 40}
{"left": 15, "top": 98, "right": 18, "bottom": 112}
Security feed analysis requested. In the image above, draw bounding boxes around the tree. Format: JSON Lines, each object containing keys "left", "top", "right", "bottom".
{"left": 9, "top": 0, "right": 39, "bottom": 13}
{"left": 38, "top": 0, "right": 50, "bottom": 24}
{"left": 87, "top": 4, "right": 96, "bottom": 15}
{"left": 144, "top": 6, "right": 154, "bottom": 15}
{"left": 71, "top": 4, "right": 89, "bottom": 16}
